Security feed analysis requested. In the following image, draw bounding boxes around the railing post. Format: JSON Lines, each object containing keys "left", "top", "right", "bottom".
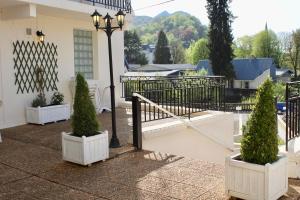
{"left": 132, "top": 96, "right": 142, "bottom": 150}
{"left": 286, "top": 83, "right": 289, "bottom": 151}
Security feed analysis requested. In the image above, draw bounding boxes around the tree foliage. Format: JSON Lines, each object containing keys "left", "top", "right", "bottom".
{"left": 252, "top": 29, "right": 282, "bottom": 66}
{"left": 124, "top": 30, "right": 148, "bottom": 65}
{"left": 186, "top": 38, "right": 209, "bottom": 65}
{"left": 72, "top": 74, "right": 100, "bottom": 137}
{"left": 131, "top": 11, "right": 207, "bottom": 47}
{"left": 241, "top": 79, "right": 278, "bottom": 165}
{"left": 234, "top": 35, "right": 253, "bottom": 58}
{"left": 169, "top": 39, "right": 186, "bottom": 64}
{"left": 154, "top": 30, "right": 172, "bottom": 64}
{"left": 207, "top": 0, "right": 235, "bottom": 79}
{"left": 284, "top": 30, "right": 300, "bottom": 77}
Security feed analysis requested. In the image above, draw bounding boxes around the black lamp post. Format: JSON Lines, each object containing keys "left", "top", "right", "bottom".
{"left": 91, "top": 10, "right": 126, "bottom": 148}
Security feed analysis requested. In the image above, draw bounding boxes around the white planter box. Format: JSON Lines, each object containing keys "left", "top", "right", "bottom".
{"left": 26, "top": 104, "right": 70, "bottom": 125}
{"left": 62, "top": 131, "right": 109, "bottom": 166}
{"left": 225, "top": 154, "right": 288, "bottom": 200}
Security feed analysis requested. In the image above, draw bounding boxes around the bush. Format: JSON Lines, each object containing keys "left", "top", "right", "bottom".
{"left": 32, "top": 93, "right": 47, "bottom": 107}
{"left": 72, "top": 74, "right": 100, "bottom": 137}
{"left": 273, "top": 81, "right": 285, "bottom": 102}
{"left": 51, "top": 92, "right": 64, "bottom": 105}
{"left": 241, "top": 79, "right": 278, "bottom": 165}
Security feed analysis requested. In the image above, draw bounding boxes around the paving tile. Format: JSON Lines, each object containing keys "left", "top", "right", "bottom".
{"left": 179, "top": 160, "right": 225, "bottom": 177}
{"left": 195, "top": 183, "right": 228, "bottom": 200}
{"left": 157, "top": 182, "right": 208, "bottom": 199}
{"left": 111, "top": 188, "right": 167, "bottom": 200}
{"left": 148, "top": 166, "right": 198, "bottom": 182}
{"left": 0, "top": 191, "right": 39, "bottom": 200}
{"left": 0, "top": 163, "right": 31, "bottom": 185}
{"left": 0, "top": 139, "right": 62, "bottom": 175}
{"left": 135, "top": 176, "right": 176, "bottom": 193}
{"left": 0, "top": 176, "right": 98, "bottom": 200}
{"left": 182, "top": 174, "right": 223, "bottom": 190}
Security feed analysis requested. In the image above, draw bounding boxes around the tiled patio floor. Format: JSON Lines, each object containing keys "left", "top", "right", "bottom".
{"left": 0, "top": 107, "right": 300, "bottom": 199}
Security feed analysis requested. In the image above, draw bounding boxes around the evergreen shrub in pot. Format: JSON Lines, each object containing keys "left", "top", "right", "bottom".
{"left": 225, "top": 79, "right": 288, "bottom": 200}
{"left": 62, "top": 74, "right": 108, "bottom": 166}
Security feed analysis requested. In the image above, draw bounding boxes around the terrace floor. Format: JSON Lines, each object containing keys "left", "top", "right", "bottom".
{"left": 0, "top": 107, "right": 300, "bottom": 199}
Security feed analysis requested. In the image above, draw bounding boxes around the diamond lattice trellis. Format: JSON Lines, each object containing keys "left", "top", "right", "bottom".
{"left": 13, "top": 41, "right": 59, "bottom": 94}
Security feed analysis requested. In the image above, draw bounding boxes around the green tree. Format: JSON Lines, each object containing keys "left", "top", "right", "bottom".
{"left": 170, "top": 39, "right": 186, "bottom": 64}
{"left": 132, "top": 11, "right": 207, "bottom": 46}
{"left": 206, "top": 0, "right": 235, "bottom": 79}
{"left": 154, "top": 30, "right": 172, "bottom": 64}
{"left": 286, "top": 30, "right": 300, "bottom": 77}
{"left": 72, "top": 74, "right": 100, "bottom": 137}
{"left": 186, "top": 38, "right": 209, "bottom": 65}
{"left": 124, "top": 30, "right": 148, "bottom": 65}
{"left": 234, "top": 35, "right": 253, "bottom": 58}
{"left": 252, "top": 29, "right": 281, "bottom": 65}
{"left": 241, "top": 79, "right": 278, "bottom": 165}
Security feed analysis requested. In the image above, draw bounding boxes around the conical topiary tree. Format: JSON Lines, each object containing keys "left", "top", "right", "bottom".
{"left": 72, "top": 73, "right": 100, "bottom": 137}
{"left": 241, "top": 78, "right": 278, "bottom": 165}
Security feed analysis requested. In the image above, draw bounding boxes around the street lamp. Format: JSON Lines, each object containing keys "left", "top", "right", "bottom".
{"left": 91, "top": 10, "right": 126, "bottom": 148}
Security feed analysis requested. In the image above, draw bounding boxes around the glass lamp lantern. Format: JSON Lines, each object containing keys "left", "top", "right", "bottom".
{"left": 115, "top": 10, "right": 126, "bottom": 30}
{"left": 91, "top": 10, "right": 102, "bottom": 30}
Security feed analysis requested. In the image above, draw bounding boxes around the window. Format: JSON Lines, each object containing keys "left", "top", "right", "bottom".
{"left": 74, "top": 29, "right": 93, "bottom": 79}
{"left": 244, "top": 81, "right": 249, "bottom": 89}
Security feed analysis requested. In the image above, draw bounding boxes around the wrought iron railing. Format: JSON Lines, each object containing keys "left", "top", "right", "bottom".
{"left": 133, "top": 85, "right": 225, "bottom": 122}
{"left": 120, "top": 75, "right": 225, "bottom": 101}
{"left": 83, "top": 0, "right": 132, "bottom": 13}
{"left": 286, "top": 81, "right": 300, "bottom": 150}
{"left": 225, "top": 103, "right": 255, "bottom": 112}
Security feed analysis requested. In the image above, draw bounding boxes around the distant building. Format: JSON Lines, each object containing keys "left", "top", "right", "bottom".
{"left": 127, "top": 63, "right": 196, "bottom": 76}
{"left": 197, "top": 58, "right": 277, "bottom": 89}
{"left": 276, "top": 68, "right": 293, "bottom": 83}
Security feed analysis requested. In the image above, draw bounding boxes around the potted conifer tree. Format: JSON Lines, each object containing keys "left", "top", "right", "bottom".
{"left": 225, "top": 79, "right": 288, "bottom": 200}
{"left": 62, "top": 74, "right": 108, "bottom": 166}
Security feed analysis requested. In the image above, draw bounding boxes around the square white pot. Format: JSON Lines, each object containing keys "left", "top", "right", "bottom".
{"left": 62, "top": 131, "right": 109, "bottom": 166}
{"left": 26, "top": 104, "right": 70, "bottom": 125}
{"left": 225, "top": 154, "right": 288, "bottom": 200}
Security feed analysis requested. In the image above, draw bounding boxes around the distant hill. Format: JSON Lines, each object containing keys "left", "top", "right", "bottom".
{"left": 130, "top": 11, "right": 207, "bottom": 48}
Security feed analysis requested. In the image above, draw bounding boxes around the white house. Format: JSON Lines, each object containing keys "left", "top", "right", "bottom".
{"left": 0, "top": 0, "right": 133, "bottom": 128}
{"left": 197, "top": 58, "right": 277, "bottom": 89}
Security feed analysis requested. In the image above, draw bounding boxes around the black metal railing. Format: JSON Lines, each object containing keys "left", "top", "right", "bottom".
{"left": 120, "top": 75, "right": 225, "bottom": 101}
{"left": 84, "top": 0, "right": 132, "bottom": 13}
{"left": 134, "top": 85, "right": 225, "bottom": 123}
{"left": 225, "top": 103, "right": 255, "bottom": 112}
{"left": 286, "top": 81, "right": 300, "bottom": 150}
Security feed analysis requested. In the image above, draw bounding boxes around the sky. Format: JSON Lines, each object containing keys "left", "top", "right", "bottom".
{"left": 131, "top": 0, "right": 300, "bottom": 38}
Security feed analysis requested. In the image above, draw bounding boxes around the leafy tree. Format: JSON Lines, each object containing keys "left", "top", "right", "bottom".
{"left": 124, "top": 30, "right": 148, "bottom": 65}
{"left": 170, "top": 39, "right": 186, "bottom": 64}
{"left": 72, "top": 74, "right": 100, "bottom": 137}
{"left": 241, "top": 79, "right": 278, "bottom": 165}
{"left": 207, "top": 0, "right": 235, "bottom": 79}
{"left": 252, "top": 29, "right": 281, "bottom": 65}
{"left": 154, "top": 30, "right": 172, "bottom": 64}
{"left": 234, "top": 35, "right": 253, "bottom": 58}
{"left": 186, "top": 38, "right": 209, "bottom": 65}
{"left": 184, "top": 69, "right": 208, "bottom": 76}
{"left": 132, "top": 11, "right": 207, "bottom": 47}
{"left": 285, "top": 30, "right": 300, "bottom": 77}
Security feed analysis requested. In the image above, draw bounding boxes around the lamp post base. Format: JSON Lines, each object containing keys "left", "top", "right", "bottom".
{"left": 109, "top": 137, "right": 121, "bottom": 148}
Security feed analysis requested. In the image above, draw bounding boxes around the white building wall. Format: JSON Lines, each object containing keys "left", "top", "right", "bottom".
{"left": 233, "top": 69, "right": 271, "bottom": 89}
{"left": 249, "top": 69, "right": 271, "bottom": 89}
{"left": 0, "top": 11, "right": 126, "bottom": 128}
